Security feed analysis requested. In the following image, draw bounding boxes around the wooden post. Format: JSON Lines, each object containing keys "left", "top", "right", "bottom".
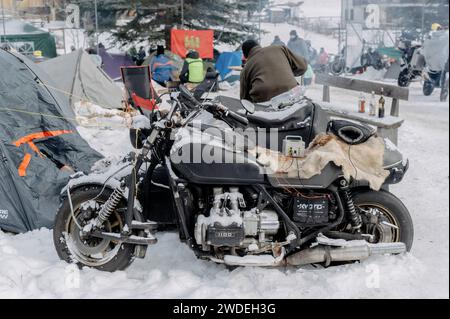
{"left": 323, "top": 85, "right": 330, "bottom": 102}
{"left": 391, "top": 98, "right": 400, "bottom": 117}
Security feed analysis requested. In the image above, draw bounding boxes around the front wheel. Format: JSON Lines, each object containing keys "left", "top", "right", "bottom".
{"left": 352, "top": 190, "right": 414, "bottom": 251}
{"left": 398, "top": 68, "right": 412, "bottom": 87}
{"left": 53, "top": 186, "right": 136, "bottom": 272}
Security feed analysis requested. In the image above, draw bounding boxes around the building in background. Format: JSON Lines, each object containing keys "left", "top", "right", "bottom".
{"left": 267, "top": 1, "right": 303, "bottom": 24}
{"left": 341, "top": 0, "right": 449, "bottom": 31}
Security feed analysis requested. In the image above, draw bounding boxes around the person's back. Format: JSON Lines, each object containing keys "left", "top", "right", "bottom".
{"left": 240, "top": 41, "right": 307, "bottom": 103}
{"left": 151, "top": 54, "right": 174, "bottom": 85}
{"left": 180, "top": 50, "right": 205, "bottom": 84}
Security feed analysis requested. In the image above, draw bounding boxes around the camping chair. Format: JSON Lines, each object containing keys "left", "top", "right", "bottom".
{"left": 121, "top": 66, "right": 158, "bottom": 113}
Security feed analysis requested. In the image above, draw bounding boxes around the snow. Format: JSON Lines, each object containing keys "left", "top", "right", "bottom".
{"left": 0, "top": 19, "right": 448, "bottom": 299}
{"left": 1, "top": 78, "right": 447, "bottom": 299}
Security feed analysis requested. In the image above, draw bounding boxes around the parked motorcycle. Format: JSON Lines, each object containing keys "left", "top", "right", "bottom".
{"left": 397, "top": 33, "right": 425, "bottom": 87}
{"left": 421, "top": 30, "right": 449, "bottom": 98}
{"left": 53, "top": 86, "right": 413, "bottom": 271}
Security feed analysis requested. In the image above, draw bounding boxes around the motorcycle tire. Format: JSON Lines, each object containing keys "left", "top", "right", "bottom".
{"left": 53, "top": 186, "right": 136, "bottom": 272}
{"left": 398, "top": 69, "right": 412, "bottom": 87}
{"left": 330, "top": 60, "right": 345, "bottom": 76}
{"left": 440, "top": 80, "right": 449, "bottom": 102}
{"left": 440, "top": 71, "right": 449, "bottom": 102}
{"left": 352, "top": 190, "right": 414, "bottom": 251}
{"left": 423, "top": 81, "right": 435, "bottom": 96}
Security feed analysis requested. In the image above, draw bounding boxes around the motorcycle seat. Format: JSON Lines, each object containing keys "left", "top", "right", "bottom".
{"left": 244, "top": 101, "right": 313, "bottom": 129}
{"left": 216, "top": 95, "right": 314, "bottom": 130}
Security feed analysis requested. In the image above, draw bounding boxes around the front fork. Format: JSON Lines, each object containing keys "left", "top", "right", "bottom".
{"left": 123, "top": 140, "right": 153, "bottom": 234}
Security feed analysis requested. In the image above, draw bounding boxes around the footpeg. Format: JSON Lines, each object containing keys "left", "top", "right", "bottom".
{"left": 131, "top": 220, "right": 158, "bottom": 231}
{"left": 91, "top": 230, "right": 157, "bottom": 245}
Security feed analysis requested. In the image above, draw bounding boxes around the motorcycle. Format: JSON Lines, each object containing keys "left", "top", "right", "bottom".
{"left": 53, "top": 86, "right": 413, "bottom": 271}
{"left": 397, "top": 34, "right": 425, "bottom": 87}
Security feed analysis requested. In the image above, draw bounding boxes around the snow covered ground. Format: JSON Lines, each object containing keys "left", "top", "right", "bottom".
{"left": 0, "top": 78, "right": 448, "bottom": 299}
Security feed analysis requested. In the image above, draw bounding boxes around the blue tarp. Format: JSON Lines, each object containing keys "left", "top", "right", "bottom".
{"left": 215, "top": 51, "right": 242, "bottom": 80}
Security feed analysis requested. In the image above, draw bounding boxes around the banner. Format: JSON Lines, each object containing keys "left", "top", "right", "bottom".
{"left": 171, "top": 29, "right": 214, "bottom": 59}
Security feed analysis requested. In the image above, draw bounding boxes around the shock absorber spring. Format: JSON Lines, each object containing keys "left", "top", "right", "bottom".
{"left": 340, "top": 179, "right": 362, "bottom": 230}
{"left": 94, "top": 185, "right": 125, "bottom": 228}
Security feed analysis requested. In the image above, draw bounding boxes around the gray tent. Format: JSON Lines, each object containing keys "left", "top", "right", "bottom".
{"left": 41, "top": 49, "right": 124, "bottom": 110}
{"left": 0, "top": 49, "right": 103, "bottom": 233}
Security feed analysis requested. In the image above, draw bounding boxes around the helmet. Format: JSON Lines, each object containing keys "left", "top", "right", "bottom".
{"left": 33, "top": 50, "right": 43, "bottom": 58}
{"left": 431, "top": 23, "right": 443, "bottom": 31}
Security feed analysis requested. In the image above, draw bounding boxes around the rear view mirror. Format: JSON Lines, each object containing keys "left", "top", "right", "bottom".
{"left": 241, "top": 99, "right": 256, "bottom": 114}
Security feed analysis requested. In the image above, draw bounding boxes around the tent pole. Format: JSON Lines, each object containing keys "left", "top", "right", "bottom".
{"left": 94, "top": 0, "right": 99, "bottom": 53}
{"left": 1, "top": 0, "right": 6, "bottom": 44}
{"left": 181, "top": 0, "right": 184, "bottom": 28}
{"left": 258, "top": 0, "right": 262, "bottom": 42}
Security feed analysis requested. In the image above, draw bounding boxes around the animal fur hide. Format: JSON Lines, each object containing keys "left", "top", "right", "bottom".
{"left": 249, "top": 133, "right": 390, "bottom": 191}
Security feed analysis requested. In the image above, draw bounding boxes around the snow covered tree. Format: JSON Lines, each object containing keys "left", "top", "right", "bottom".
{"left": 68, "top": 0, "right": 267, "bottom": 47}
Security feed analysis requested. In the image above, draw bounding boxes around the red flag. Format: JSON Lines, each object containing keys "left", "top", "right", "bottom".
{"left": 171, "top": 29, "right": 214, "bottom": 59}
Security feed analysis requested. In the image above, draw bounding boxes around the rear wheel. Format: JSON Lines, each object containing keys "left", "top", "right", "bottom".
{"left": 53, "top": 186, "right": 136, "bottom": 272}
{"left": 351, "top": 190, "right": 414, "bottom": 251}
{"left": 423, "top": 80, "right": 435, "bottom": 96}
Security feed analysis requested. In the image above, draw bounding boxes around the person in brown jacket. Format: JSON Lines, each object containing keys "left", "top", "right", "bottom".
{"left": 240, "top": 39, "right": 308, "bottom": 103}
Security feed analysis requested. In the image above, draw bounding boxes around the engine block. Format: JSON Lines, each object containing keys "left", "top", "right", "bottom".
{"left": 194, "top": 187, "right": 280, "bottom": 250}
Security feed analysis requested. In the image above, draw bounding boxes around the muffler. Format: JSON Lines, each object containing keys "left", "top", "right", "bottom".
{"left": 286, "top": 242, "right": 407, "bottom": 266}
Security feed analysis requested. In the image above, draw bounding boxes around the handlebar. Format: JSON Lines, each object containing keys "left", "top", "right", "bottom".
{"left": 225, "top": 109, "right": 249, "bottom": 126}
{"left": 204, "top": 102, "right": 249, "bottom": 126}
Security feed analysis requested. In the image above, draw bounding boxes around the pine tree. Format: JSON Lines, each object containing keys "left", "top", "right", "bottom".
{"left": 68, "top": 0, "right": 267, "bottom": 47}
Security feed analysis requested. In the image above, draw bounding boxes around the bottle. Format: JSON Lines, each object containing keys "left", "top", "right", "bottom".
{"left": 358, "top": 93, "right": 366, "bottom": 113}
{"left": 369, "top": 91, "right": 376, "bottom": 116}
{"left": 378, "top": 88, "right": 385, "bottom": 118}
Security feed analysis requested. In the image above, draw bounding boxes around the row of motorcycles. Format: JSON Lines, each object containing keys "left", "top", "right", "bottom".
{"left": 397, "top": 30, "right": 449, "bottom": 101}
{"left": 315, "top": 29, "right": 449, "bottom": 102}
{"left": 52, "top": 85, "right": 414, "bottom": 272}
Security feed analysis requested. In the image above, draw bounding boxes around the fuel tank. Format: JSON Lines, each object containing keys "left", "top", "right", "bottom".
{"left": 170, "top": 126, "right": 265, "bottom": 185}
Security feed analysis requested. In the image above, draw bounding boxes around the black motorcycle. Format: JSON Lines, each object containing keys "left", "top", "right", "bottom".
{"left": 53, "top": 86, "right": 413, "bottom": 271}
{"left": 397, "top": 36, "right": 425, "bottom": 87}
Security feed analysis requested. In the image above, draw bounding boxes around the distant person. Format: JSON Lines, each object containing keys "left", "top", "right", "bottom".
{"left": 287, "top": 30, "right": 309, "bottom": 61}
{"left": 151, "top": 45, "right": 176, "bottom": 87}
{"left": 271, "top": 35, "right": 285, "bottom": 46}
{"left": 317, "top": 47, "right": 329, "bottom": 66}
{"left": 315, "top": 47, "right": 329, "bottom": 72}
{"left": 306, "top": 40, "right": 318, "bottom": 62}
{"left": 148, "top": 45, "right": 157, "bottom": 55}
{"left": 303, "top": 64, "right": 314, "bottom": 86}
{"left": 180, "top": 50, "right": 205, "bottom": 84}
{"left": 240, "top": 39, "right": 307, "bottom": 103}
{"left": 129, "top": 46, "right": 138, "bottom": 63}
{"left": 136, "top": 46, "right": 146, "bottom": 66}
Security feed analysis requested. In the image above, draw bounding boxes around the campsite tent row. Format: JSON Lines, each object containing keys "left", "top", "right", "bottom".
{"left": 41, "top": 49, "right": 125, "bottom": 109}
{"left": 0, "top": 49, "right": 103, "bottom": 233}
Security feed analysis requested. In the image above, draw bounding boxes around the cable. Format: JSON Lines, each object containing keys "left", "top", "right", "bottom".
{"left": 0, "top": 107, "right": 131, "bottom": 129}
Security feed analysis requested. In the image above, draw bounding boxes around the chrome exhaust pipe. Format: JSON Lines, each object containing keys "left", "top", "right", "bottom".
{"left": 286, "top": 242, "right": 407, "bottom": 266}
